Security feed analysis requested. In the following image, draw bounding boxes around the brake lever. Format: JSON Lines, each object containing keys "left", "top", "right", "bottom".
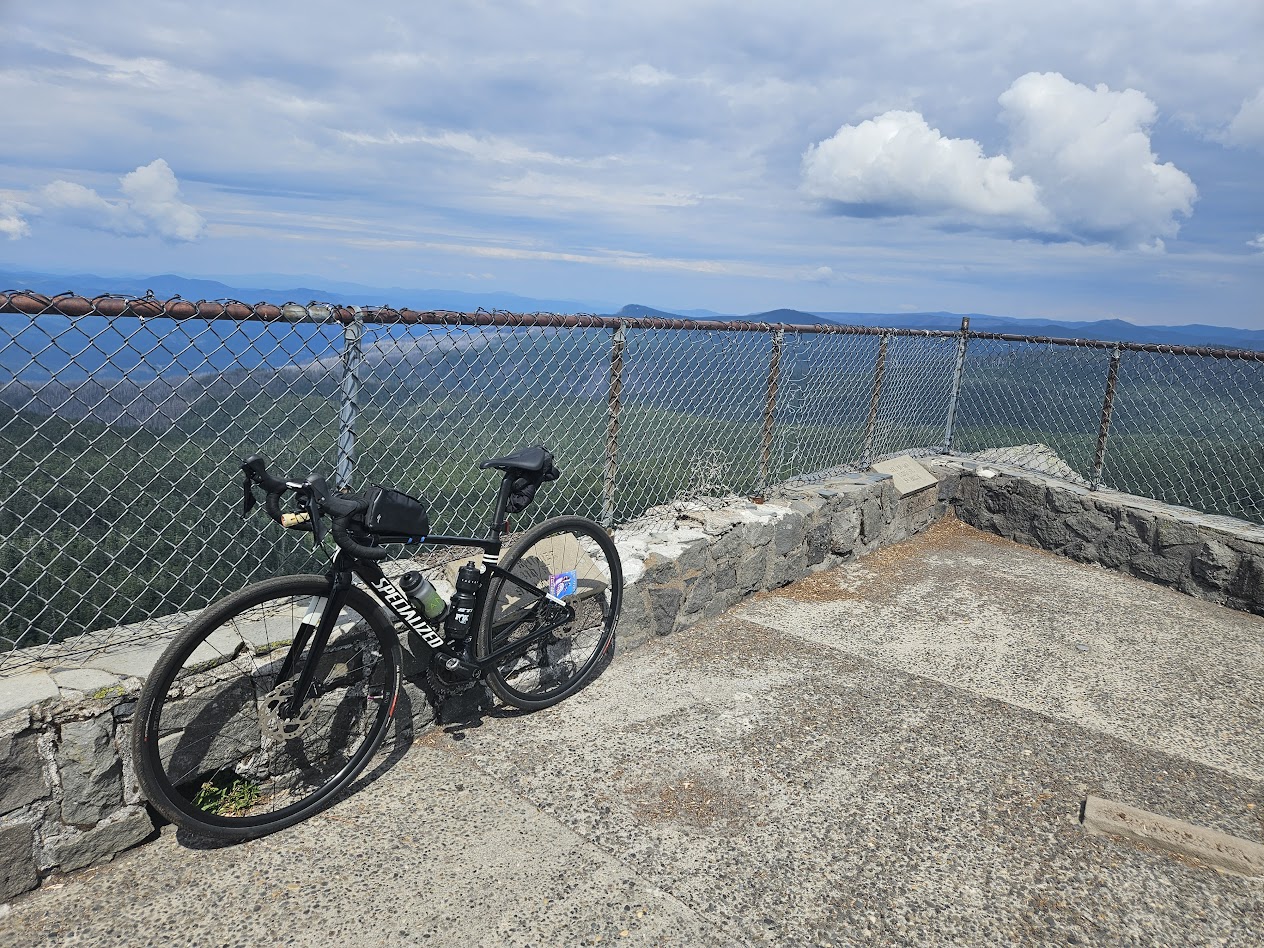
{"left": 241, "top": 475, "right": 257, "bottom": 516}
{"left": 240, "top": 454, "right": 274, "bottom": 516}
{"left": 305, "top": 475, "right": 330, "bottom": 546}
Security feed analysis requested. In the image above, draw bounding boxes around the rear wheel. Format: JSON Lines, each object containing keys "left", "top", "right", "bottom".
{"left": 478, "top": 516, "right": 622, "bottom": 711}
{"left": 132, "top": 575, "right": 401, "bottom": 841}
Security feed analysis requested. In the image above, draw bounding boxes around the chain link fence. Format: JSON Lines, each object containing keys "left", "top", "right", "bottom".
{"left": 2, "top": 292, "right": 1262, "bottom": 667}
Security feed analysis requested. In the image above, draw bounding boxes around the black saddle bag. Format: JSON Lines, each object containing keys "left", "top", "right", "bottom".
{"left": 506, "top": 455, "right": 561, "bottom": 514}
{"left": 362, "top": 485, "right": 429, "bottom": 537}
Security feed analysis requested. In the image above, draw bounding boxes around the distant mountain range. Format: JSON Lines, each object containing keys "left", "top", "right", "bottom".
{"left": 3, "top": 267, "right": 1261, "bottom": 352}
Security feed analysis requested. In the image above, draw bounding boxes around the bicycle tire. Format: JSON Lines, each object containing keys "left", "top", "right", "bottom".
{"left": 477, "top": 516, "right": 622, "bottom": 711}
{"left": 132, "top": 574, "right": 401, "bottom": 841}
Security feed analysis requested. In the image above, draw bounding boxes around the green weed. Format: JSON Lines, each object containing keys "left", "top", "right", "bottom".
{"left": 191, "top": 775, "right": 262, "bottom": 816}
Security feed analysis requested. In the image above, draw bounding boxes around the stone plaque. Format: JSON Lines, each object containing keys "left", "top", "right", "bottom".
{"left": 871, "top": 455, "right": 939, "bottom": 497}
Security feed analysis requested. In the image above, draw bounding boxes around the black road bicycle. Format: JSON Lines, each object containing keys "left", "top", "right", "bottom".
{"left": 132, "top": 445, "right": 622, "bottom": 841}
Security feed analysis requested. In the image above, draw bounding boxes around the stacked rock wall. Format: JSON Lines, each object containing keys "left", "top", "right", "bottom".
{"left": 930, "top": 457, "right": 1264, "bottom": 616}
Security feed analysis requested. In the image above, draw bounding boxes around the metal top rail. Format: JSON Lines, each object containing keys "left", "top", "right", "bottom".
{"left": 4, "top": 291, "right": 1261, "bottom": 360}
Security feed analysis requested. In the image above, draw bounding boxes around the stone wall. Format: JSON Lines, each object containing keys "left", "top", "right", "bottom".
{"left": 0, "top": 468, "right": 947, "bottom": 902}
{"left": 929, "top": 457, "right": 1264, "bottom": 616}
{"left": 612, "top": 469, "right": 947, "bottom": 653}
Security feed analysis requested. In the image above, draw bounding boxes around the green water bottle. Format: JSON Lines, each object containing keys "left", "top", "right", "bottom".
{"left": 399, "top": 571, "right": 448, "bottom": 622}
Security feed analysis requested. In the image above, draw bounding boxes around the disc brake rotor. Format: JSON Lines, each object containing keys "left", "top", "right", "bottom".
{"left": 260, "top": 680, "right": 320, "bottom": 740}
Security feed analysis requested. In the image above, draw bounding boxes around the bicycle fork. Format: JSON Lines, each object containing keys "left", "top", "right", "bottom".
{"left": 275, "top": 570, "right": 354, "bottom": 720}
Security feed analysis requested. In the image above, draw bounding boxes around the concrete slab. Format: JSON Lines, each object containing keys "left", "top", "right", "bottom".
{"left": 1, "top": 738, "right": 710, "bottom": 947}
{"left": 86, "top": 643, "right": 169, "bottom": 680}
{"left": 0, "top": 671, "right": 59, "bottom": 722}
{"left": 47, "top": 668, "right": 122, "bottom": 696}
{"left": 3, "top": 519, "right": 1262, "bottom": 945}
{"left": 737, "top": 516, "right": 1264, "bottom": 781}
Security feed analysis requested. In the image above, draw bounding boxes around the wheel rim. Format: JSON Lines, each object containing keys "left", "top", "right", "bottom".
{"left": 143, "top": 587, "right": 395, "bottom": 830}
{"left": 488, "top": 526, "right": 617, "bottom": 703}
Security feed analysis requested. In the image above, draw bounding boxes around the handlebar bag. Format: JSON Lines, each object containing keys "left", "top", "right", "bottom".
{"left": 363, "top": 485, "right": 429, "bottom": 537}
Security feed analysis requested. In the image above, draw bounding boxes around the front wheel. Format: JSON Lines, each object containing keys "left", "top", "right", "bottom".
{"left": 131, "top": 574, "right": 401, "bottom": 841}
{"left": 478, "top": 516, "right": 623, "bottom": 711}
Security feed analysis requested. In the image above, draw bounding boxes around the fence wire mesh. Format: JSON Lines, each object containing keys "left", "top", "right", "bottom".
{"left": 1105, "top": 350, "right": 1264, "bottom": 523}
{"left": 773, "top": 331, "right": 879, "bottom": 481}
{"left": 952, "top": 338, "right": 1124, "bottom": 484}
{"left": 351, "top": 319, "right": 612, "bottom": 535}
{"left": 616, "top": 326, "right": 774, "bottom": 518}
{"left": 868, "top": 333, "right": 962, "bottom": 463}
{"left": 2, "top": 291, "right": 1262, "bottom": 668}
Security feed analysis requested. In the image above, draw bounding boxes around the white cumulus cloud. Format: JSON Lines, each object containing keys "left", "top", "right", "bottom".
{"left": 999, "top": 72, "right": 1197, "bottom": 248}
{"left": 0, "top": 199, "right": 31, "bottom": 240}
{"left": 801, "top": 110, "right": 1049, "bottom": 227}
{"left": 1249, "top": 234, "right": 1264, "bottom": 253}
{"left": 1226, "top": 88, "right": 1264, "bottom": 150}
{"left": 37, "top": 159, "right": 205, "bottom": 242}
{"left": 802, "top": 72, "right": 1197, "bottom": 249}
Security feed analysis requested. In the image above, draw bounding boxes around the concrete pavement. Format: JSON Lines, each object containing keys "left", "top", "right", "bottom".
{"left": 3, "top": 518, "right": 1262, "bottom": 946}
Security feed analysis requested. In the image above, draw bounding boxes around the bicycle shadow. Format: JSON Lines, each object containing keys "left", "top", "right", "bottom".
{"left": 438, "top": 633, "right": 618, "bottom": 741}
{"left": 171, "top": 668, "right": 434, "bottom": 851}
{"left": 172, "top": 633, "right": 620, "bottom": 848}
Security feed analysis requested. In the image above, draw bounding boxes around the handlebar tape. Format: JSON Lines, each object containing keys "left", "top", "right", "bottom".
{"left": 264, "top": 489, "right": 284, "bottom": 524}
{"left": 332, "top": 516, "right": 389, "bottom": 560}
{"left": 241, "top": 455, "right": 388, "bottom": 559}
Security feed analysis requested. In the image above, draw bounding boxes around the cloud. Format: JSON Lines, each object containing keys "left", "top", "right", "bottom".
{"left": 118, "top": 159, "right": 206, "bottom": 240}
{"left": 1249, "top": 234, "right": 1264, "bottom": 253}
{"left": 0, "top": 199, "right": 31, "bottom": 240}
{"left": 999, "top": 72, "right": 1197, "bottom": 248}
{"left": 337, "top": 127, "right": 596, "bottom": 168}
{"left": 37, "top": 159, "right": 205, "bottom": 242}
{"left": 1226, "top": 88, "right": 1264, "bottom": 150}
{"left": 801, "top": 110, "right": 1048, "bottom": 226}
{"left": 491, "top": 171, "right": 701, "bottom": 209}
{"left": 802, "top": 72, "right": 1197, "bottom": 249}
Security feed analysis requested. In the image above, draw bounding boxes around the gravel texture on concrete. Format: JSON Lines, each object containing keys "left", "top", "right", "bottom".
{"left": 3, "top": 518, "right": 1262, "bottom": 946}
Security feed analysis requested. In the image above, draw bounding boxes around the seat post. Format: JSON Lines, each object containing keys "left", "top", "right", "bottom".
{"left": 487, "top": 471, "right": 515, "bottom": 540}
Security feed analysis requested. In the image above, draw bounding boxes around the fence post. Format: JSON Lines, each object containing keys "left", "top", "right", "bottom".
{"left": 601, "top": 321, "right": 626, "bottom": 528}
{"left": 335, "top": 306, "right": 364, "bottom": 490}
{"left": 1091, "top": 343, "right": 1123, "bottom": 490}
{"left": 756, "top": 327, "right": 785, "bottom": 497}
{"left": 942, "top": 316, "right": 971, "bottom": 453}
{"left": 861, "top": 332, "right": 890, "bottom": 467}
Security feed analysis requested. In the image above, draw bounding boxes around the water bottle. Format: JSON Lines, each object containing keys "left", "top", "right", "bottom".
{"left": 443, "top": 562, "right": 482, "bottom": 640}
{"left": 399, "top": 571, "right": 448, "bottom": 623}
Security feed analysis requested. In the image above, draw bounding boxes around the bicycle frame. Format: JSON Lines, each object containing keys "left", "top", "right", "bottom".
{"left": 278, "top": 471, "right": 574, "bottom": 713}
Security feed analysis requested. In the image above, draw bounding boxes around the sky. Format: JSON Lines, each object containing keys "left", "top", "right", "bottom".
{"left": 1, "top": 1, "right": 1262, "bottom": 326}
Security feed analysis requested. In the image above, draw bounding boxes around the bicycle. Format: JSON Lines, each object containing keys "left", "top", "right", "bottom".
{"left": 131, "top": 445, "right": 623, "bottom": 841}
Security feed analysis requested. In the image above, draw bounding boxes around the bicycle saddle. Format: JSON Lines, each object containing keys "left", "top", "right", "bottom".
{"left": 479, "top": 445, "right": 552, "bottom": 473}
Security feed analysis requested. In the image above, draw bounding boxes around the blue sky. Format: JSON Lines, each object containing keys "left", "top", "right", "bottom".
{"left": 1, "top": 1, "right": 1262, "bottom": 326}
